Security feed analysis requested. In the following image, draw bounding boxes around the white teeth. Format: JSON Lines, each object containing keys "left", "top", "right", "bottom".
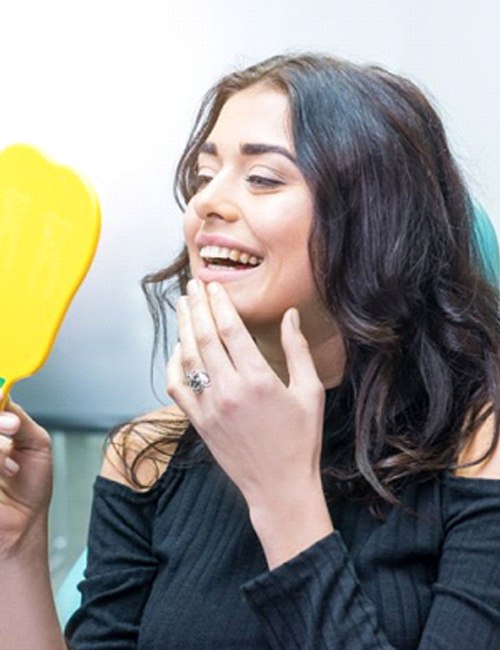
{"left": 204, "top": 245, "right": 228, "bottom": 259}
{"left": 199, "top": 245, "right": 262, "bottom": 266}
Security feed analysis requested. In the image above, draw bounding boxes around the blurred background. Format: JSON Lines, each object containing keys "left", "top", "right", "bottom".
{"left": 1, "top": 0, "right": 499, "bottom": 589}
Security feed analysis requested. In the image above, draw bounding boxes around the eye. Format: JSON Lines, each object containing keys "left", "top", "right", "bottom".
{"left": 245, "top": 175, "right": 284, "bottom": 189}
{"left": 194, "top": 174, "right": 213, "bottom": 191}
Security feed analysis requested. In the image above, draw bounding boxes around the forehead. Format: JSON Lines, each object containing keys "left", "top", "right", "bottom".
{"left": 206, "top": 85, "right": 293, "bottom": 149}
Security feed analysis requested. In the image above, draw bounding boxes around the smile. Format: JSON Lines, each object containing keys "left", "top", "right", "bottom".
{"left": 199, "top": 245, "right": 263, "bottom": 268}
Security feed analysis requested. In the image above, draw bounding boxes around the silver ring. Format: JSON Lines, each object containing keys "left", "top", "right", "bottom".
{"left": 185, "top": 369, "right": 211, "bottom": 395}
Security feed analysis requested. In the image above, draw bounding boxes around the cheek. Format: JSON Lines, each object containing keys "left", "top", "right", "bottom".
{"left": 183, "top": 202, "right": 197, "bottom": 241}
{"left": 182, "top": 206, "right": 200, "bottom": 274}
{"left": 266, "top": 202, "right": 314, "bottom": 269}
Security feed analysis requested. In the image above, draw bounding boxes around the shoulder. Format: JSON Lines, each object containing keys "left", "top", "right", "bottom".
{"left": 455, "top": 408, "right": 500, "bottom": 479}
{"left": 100, "top": 404, "right": 188, "bottom": 490}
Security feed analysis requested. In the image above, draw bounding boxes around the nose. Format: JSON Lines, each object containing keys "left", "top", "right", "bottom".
{"left": 191, "top": 173, "right": 240, "bottom": 223}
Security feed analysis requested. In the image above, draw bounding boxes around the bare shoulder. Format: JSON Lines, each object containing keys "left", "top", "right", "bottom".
{"left": 100, "top": 404, "right": 188, "bottom": 490}
{"left": 455, "top": 409, "right": 500, "bottom": 479}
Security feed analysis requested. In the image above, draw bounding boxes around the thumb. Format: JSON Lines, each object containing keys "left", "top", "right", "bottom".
{"left": 1, "top": 392, "right": 50, "bottom": 451}
{"left": 280, "top": 309, "right": 321, "bottom": 390}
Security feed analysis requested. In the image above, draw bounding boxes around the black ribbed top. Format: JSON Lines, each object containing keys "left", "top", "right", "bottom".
{"left": 66, "top": 406, "right": 500, "bottom": 649}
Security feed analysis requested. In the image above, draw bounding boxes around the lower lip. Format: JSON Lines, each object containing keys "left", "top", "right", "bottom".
{"left": 196, "top": 263, "right": 261, "bottom": 284}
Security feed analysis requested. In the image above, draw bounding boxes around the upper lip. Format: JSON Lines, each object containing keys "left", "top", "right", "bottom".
{"left": 194, "top": 233, "right": 263, "bottom": 259}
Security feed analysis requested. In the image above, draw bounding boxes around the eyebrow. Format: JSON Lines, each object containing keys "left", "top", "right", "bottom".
{"left": 199, "top": 141, "right": 296, "bottom": 163}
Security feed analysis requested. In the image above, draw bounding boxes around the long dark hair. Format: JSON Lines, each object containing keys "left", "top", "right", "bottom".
{"left": 123, "top": 54, "right": 500, "bottom": 503}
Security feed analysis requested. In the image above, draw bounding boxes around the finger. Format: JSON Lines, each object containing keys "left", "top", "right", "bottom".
{"left": 281, "top": 309, "right": 323, "bottom": 392}
{"left": 0, "top": 395, "right": 23, "bottom": 476}
{"left": 0, "top": 433, "right": 19, "bottom": 477}
{"left": 206, "top": 282, "right": 268, "bottom": 374}
{"left": 0, "top": 409, "right": 21, "bottom": 436}
{"left": 0, "top": 394, "right": 41, "bottom": 477}
{"left": 0, "top": 393, "right": 50, "bottom": 451}
{"left": 186, "top": 279, "right": 235, "bottom": 374}
{"left": 176, "top": 295, "right": 205, "bottom": 372}
{"left": 166, "top": 342, "right": 198, "bottom": 411}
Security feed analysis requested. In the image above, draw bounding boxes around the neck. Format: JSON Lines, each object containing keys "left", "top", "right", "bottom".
{"left": 253, "top": 322, "right": 345, "bottom": 389}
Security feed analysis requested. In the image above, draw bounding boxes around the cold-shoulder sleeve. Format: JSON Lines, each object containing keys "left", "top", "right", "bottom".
{"left": 242, "top": 532, "right": 393, "bottom": 648}
{"left": 241, "top": 476, "right": 500, "bottom": 649}
{"left": 64, "top": 475, "right": 164, "bottom": 649}
{"left": 417, "top": 476, "right": 500, "bottom": 647}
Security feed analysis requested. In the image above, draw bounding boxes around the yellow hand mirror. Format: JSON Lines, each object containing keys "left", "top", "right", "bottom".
{"left": 0, "top": 144, "right": 100, "bottom": 404}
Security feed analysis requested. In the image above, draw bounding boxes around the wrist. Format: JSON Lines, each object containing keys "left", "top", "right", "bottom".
{"left": 0, "top": 511, "right": 49, "bottom": 563}
{"left": 247, "top": 479, "right": 334, "bottom": 570}
{"left": 0, "top": 515, "right": 65, "bottom": 650}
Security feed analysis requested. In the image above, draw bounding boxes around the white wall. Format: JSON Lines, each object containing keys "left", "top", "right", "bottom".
{"left": 1, "top": 0, "right": 499, "bottom": 427}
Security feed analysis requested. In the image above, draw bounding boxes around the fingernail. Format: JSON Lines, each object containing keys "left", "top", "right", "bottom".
{"left": 207, "top": 282, "right": 219, "bottom": 295}
{"left": 0, "top": 412, "right": 18, "bottom": 431}
{"left": 289, "top": 308, "right": 300, "bottom": 329}
{"left": 4, "top": 457, "right": 20, "bottom": 476}
{"left": 187, "top": 279, "right": 201, "bottom": 295}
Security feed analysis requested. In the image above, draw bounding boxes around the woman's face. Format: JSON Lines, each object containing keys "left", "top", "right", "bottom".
{"left": 184, "top": 84, "right": 334, "bottom": 340}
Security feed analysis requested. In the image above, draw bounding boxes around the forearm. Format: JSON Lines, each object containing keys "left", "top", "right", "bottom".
{"left": 0, "top": 518, "right": 66, "bottom": 650}
{"left": 242, "top": 532, "right": 394, "bottom": 650}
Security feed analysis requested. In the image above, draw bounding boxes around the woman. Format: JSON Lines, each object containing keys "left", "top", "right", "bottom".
{"left": 1, "top": 53, "right": 500, "bottom": 649}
